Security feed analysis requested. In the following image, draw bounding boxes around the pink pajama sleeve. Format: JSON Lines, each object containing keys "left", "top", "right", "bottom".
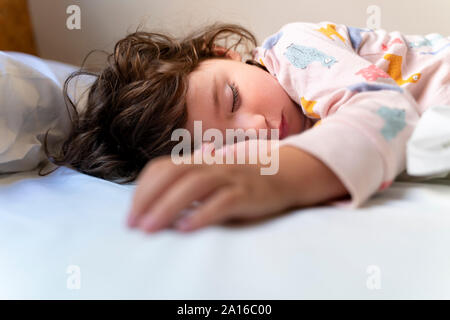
{"left": 254, "top": 22, "right": 422, "bottom": 208}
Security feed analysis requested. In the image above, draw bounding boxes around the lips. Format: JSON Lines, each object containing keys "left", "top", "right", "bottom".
{"left": 278, "top": 113, "right": 288, "bottom": 139}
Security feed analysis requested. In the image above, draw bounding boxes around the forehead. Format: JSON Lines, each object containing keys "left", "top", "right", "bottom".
{"left": 185, "top": 60, "right": 228, "bottom": 132}
{"left": 189, "top": 58, "right": 225, "bottom": 78}
{"left": 186, "top": 59, "right": 221, "bottom": 99}
{"left": 187, "top": 58, "right": 241, "bottom": 92}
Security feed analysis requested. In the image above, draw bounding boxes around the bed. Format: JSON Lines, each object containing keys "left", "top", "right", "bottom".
{"left": 1, "top": 52, "right": 450, "bottom": 299}
{"left": 1, "top": 166, "right": 450, "bottom": 299}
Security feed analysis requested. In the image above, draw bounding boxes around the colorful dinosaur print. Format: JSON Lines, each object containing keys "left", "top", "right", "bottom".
{"left": 300, "top": 97, "right": 320, "bottom": 119}
{"left": 383, "top": 53, "right": 421, "bottom": 85}
{"left": 347, "top": 82, "right": 403, "bottom": 93}
{"left": 378, "top": 180, "right": 393, "bottom": 191}
{"left": 407, "top": 38, "right": 432, "bottom": 48}
{"left": 407, "top": 34, "right": 444, "bottom": 48}
{"left": 346, "top": 26, "right": 373, "bottom": 51}
{"left": 356, "top": 64, "right": 390, "bottom": 81}
{"left": 315, "top": 24, "right": 346, "bottom": 43}
{"left": 262, "top": 31, "right": 284, "bottom": 52}
{"left": 375, "top": 106, "right": 406, "bottom": 141}
{"left": 284, "top": 43, "right": 338, "bottom": 69}
{"left": 381, "top": 38, "right": 404, "bottom": 51}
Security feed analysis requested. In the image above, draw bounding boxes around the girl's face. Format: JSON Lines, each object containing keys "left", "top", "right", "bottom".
{"left": 185, "top": 51, "right": 311, "bottom": 144}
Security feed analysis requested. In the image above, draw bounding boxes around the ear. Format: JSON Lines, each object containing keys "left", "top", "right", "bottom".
{"left": 212, "top": 45, "right": 242, "bottom": 61}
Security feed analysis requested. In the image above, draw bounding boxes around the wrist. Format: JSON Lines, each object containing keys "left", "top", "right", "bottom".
{"left": 271, "top": 145, "right": 349, "bottom": 207}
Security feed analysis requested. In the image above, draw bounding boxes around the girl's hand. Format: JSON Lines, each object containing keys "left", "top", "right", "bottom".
{"left": 126, "top": 141, "right": 301, "bottom": 233}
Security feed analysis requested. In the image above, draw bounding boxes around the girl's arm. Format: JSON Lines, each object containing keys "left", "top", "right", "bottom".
{"left": 273, "top": 145, "right": 349, "bottom": 208}
{"left": 205, "top": 139, "right": 349, "bottom": 207}
{"left": 256, "top": 21, "right": 422, "bottom": 208}
{"left": 127, "top": 142, "right": 349, "bottom": 233}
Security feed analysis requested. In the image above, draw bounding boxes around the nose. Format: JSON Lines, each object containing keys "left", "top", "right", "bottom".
{"left": 243, "top": 114, "right": 272, "bottom": 139}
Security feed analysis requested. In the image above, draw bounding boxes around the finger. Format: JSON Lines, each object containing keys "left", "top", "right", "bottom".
{"left": 214, "top": 143, "right": 237, "bottom": 163}
{"left": 215, "top": 140, "right": 262, "bottom": 164}
{"left": 193, "top": 142, "right": 214, "bottom": 158}
{"left": 127, "top": 156, "right": 190, "bottom": 226}
{"left": 174, "top": 187, "right": 244, "bottom": 232}
{"left": 138, "top": 170, "right": 231, "bottom": 232}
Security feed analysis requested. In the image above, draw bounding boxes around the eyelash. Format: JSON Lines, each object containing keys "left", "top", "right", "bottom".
{"left": 229, "top": 82, "right": 240, "bottom": 112}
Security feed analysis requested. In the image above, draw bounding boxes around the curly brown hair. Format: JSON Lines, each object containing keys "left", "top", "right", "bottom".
{"left": 40, "top": 22, "right": 268, "bottom": 184}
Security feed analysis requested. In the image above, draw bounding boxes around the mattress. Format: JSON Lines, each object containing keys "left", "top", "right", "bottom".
{"left": 1, "top": 52, "right": 449, "bottom": 299}
{"left": 1, "top": 166, "right": 450, "bottom": 299}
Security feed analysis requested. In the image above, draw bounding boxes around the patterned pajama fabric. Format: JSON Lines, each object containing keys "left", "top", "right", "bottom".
{"left": 252, "top": 21, "right": 450, "bottom": 207}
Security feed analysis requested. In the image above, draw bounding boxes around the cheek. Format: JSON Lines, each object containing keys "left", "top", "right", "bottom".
{"left": 259, "top": 90, "right": 289, "bottom": 113}
{"left": 233, "top": 113, "right": 254, "bottom": 128}
{"left": 255, "top": 78, "right": 290, "bottom": 109}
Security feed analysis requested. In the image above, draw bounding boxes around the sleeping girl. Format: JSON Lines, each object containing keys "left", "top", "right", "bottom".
{"left": 44, "top": 21, "right": 450, "bottom": 233}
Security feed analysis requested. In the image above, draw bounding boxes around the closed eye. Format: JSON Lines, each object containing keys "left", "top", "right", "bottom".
{"left": 229, "top": 82, "right": 240, "bottom": 112}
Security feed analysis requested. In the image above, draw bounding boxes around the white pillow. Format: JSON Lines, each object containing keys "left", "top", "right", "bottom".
{"left": 0, "top": 51, "right": 92, "bottom": 174}
{"left": 407, "top": 103, "right": 450, "bottom": 177}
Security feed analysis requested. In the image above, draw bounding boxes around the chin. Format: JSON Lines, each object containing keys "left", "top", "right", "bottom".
{"left": 285, "top": 102, "right": 304, "bottom": 135}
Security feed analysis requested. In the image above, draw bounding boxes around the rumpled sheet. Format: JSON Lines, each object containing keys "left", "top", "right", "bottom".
{"left": 1, "top": 166, "right": 449, "bottom": 299}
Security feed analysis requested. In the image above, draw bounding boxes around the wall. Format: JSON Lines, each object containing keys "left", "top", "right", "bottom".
{"left": 28, "top": 0, "right": 450, "bottom": 66}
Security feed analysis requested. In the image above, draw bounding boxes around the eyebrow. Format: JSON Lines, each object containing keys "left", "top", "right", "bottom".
{"left": 212, "top": 75, "right": 220, "bottom": 116}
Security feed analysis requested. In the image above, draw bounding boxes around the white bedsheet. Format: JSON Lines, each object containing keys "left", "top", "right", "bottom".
{"left": 1, "top": 166, "right": 450, "bottom": 299}
{"left": 1, "top": 52, "right": 449, "bottom": 299}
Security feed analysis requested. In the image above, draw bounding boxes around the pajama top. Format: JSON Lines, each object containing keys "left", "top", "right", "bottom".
{"left": 252, "top": 21, "right": 450, "bottom": 208}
